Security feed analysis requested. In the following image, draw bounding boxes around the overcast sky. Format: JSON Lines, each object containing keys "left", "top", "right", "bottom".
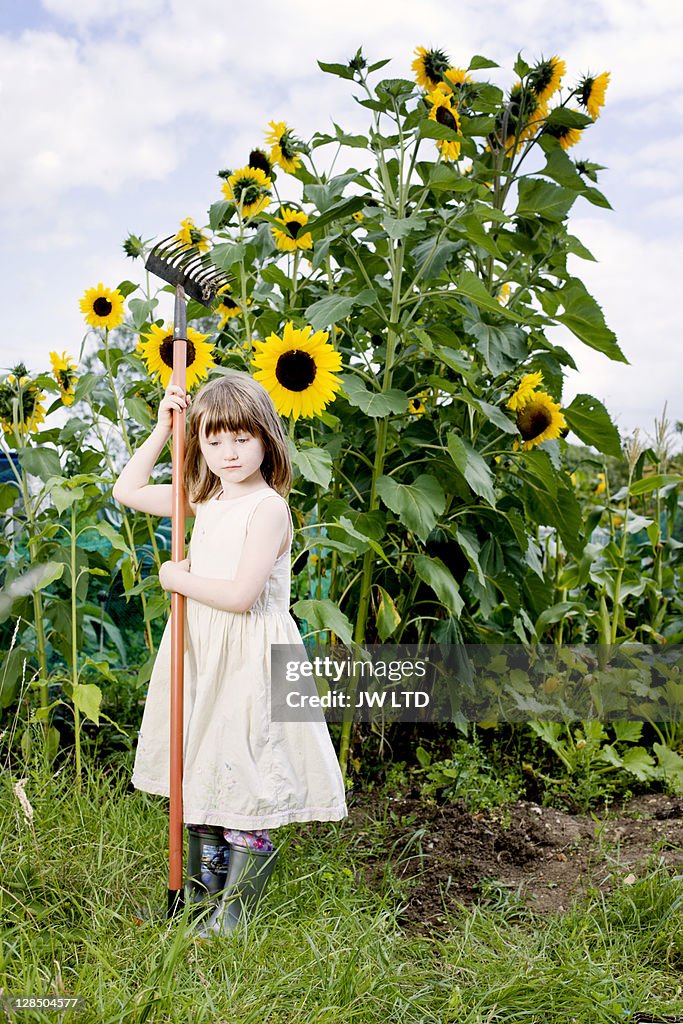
{"left": 1, "top": 0, "right": 680, "bottom": 449}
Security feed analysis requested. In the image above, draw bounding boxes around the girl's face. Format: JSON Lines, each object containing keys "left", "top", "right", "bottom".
{"left": 199, "top": 426, "right": 266, "bottom": 491}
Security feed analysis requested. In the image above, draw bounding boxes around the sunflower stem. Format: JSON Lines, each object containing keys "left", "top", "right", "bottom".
{"left": 70, "top": 502, "right": 82, "bottom": 791}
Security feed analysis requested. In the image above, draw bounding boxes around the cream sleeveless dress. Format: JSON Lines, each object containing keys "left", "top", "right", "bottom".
{"left": 130, "top": 486, "right": 348, "bottom": 830}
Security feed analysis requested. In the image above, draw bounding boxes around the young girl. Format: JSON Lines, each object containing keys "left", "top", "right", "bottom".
{"left": 112, "top": 371, "right": 347, "bottom": 937}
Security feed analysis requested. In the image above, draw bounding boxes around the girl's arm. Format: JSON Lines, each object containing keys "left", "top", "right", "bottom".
{"left": 112, "top": 386, "right": 195, "bottom": 518}
{"left": 159, "top": 496, "right": 290, "bottom": 613}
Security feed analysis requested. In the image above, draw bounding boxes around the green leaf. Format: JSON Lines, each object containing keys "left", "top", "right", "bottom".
{"left": 556, "top": 279, "right": 627, "bottom": 363}
{"left": 382, "top": 213, "right": 425, "bottom": 239}
{"left": 375, "top": 474, "right": 445, "bottom": 543}
{"left": 654, "top": 743, "right": 683, "bottom": 793}
{"left": 620, "top": 747, "right": 657, "bottom": 781}
{"left": 71, "top": 682, "right": 102, "bottom": 725}
{"left": 292, "top": 598, "right": 354, "bottom": 644}
{"left": 211, "top": 241, "right": 245, "bottom": 270}
{"left": 457, "top": 214, "right": 502, "bottom": 258}
{"left": 516, "top": 178, "right": 576, "bottom": 222}
{"left": 376, "top": 585, "right": 401, "bottom": 641}
{"left": 629, "top": 474, "right": 682, "bottom": 496}
{"left": 413, "top": 554, "right": 464, "bottom": 618}
{"left": 545, "top": 107, "right": 593, "bottom": 129}
{"left": 208, "top": 200, "right": 232, "bottom": 230}
{"left": 291, "top": 444, "right": 333, "bottom": 489}
{"left": 468, "top": 55, "right": 499, "bottom": 70}
{"left": 124, "top": 395, "right": 152, "bottom": 429}
{"left": 87, "top": 520, "right": 130, "bottom": 555}
{"left": 116, "top": 280, "right": 138, "bottom": 299}
{"left": 447, "top": 433, "right": 497, "bottom": 506}
{"left": 419, "top": 119, "right": 461, "bottom": 142}
{"left": 339, "top": 374, "right": 409, "bottom": 417}
{"left": 317, "top": 60, "right": 356, "bottom": 81}
{"left": 128, "top": 297, "right": 158, "bottom": 331}
{"left": 455, "top": 270, "right": 530, "bottom": 322}
{"left": 17, "top": 445, "right": 62, "bottom": 481}
{"left": 564, "top": 394, "right": 622, "bottom": 458}
{"left": 49, "top": 484, "right": 84, "bottom": 515}
{"left": 305, "top": 288, "right": 376, "bottom": 331}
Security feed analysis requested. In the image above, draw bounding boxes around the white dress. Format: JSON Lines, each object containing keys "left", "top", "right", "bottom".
{"left": 130, "top": 486, "right": 348, "bottom": 830}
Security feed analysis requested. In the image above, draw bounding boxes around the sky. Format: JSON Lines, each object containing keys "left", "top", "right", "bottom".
{"left": 0, "top": 0, "right": 681, "bottom": 450}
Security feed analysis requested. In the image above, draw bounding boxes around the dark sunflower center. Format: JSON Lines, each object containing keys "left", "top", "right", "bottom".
{"left": 435, "top": 105, "right": 457, "bottom": 131}
{"left": 517, "top": 404, "right": 552, "bottom": 440}
{"left": 248, "top": 149, "right": 271, "bottom": 175}
{"left": 580, "top": 78, "right": 594, "bottom": 105}
{"left": 275, "top": 350, "right": 316, "bottom": 392}
{"left": 94, "top": 297, "right": 113, "bottom": 317}
{"left": 286, "top": 220, "right": 302, "bottom": 238}
{"left": 424, "top": 48, "right": 451, "bottom": 85}
{"left": 159, "top": 336, "right": 197, "bottom": 369}
{"left": 279, "top": 132, "right": 297, "bottom": 160}
{"left": 530, "top": 62, "right": 553, "bottom": 93}
{"left": 221, "top": 296, "right": 238, "bottom": 310}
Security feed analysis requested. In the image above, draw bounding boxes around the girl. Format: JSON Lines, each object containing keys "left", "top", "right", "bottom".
{"left": 112, "top": 371, "right": 347, "bottom": 937}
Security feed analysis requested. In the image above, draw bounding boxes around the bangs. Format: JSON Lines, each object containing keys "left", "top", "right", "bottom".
{"left": 196, "top": 388, "right": 264, "bottom": 440}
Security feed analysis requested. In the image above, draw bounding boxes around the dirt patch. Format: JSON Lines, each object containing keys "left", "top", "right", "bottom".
{"left": 343, "top": 790, "right": 683, "bottom": 931}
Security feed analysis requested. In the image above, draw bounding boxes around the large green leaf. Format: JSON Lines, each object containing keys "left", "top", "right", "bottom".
{"left": 17, "top": 446, "right": 62, "bottom": 481}
{"left": 71, "top": 682, "right": 102, "bottom": 725}
{"left": 447, "top": 433, "right": 497, "bottom": 507}
{"left": 211, "top": 241, "right": 245, "bottom": 270}
{"left": 340, "top": 374, "right": 408, "bottom": 417}
{"left": 455, "top": 270, "right": 530, "bottom": 323}
{"left": 291, "top": 444, "right": 333, "bottom": 489}
{"left": 413, "top": 554, "right": 464, "bottom": 618}
{"left": 305, "top": 288, "right": 376, "bottom": 331}
{"left": 564, "top": 393, "right": 622, "bottom": 458}
{"left": 629, "top": 474, "right": 682, "bottom": 496}
{"left": 516, "top": 178, "right": 576, "bottom": 222}
{"left": 375, "top": 585, "right": 401, "bottom": 641}
{"left": 556, "top": 279, "right": 627, "bottom": 362}
{"left": 375, "top": 474, "right": 445, "bottom": 543}
{"left": 292, "top": 598, "right": 354, "bottom": 645}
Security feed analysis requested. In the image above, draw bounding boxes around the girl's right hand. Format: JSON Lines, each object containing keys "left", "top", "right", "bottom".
{"left": 157, "top": 384, "right": 191, "bottom": 432}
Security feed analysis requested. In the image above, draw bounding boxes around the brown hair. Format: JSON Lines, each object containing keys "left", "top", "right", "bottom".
{"left": 183, "top": 371, "right": 292, "bottom": 503}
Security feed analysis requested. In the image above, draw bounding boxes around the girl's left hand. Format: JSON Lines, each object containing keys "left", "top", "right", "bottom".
{"left": 159, "top": 557, "right": 191, "bottom": 592}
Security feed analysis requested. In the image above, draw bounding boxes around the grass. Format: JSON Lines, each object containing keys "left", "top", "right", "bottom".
{"left": 2, "top": 750, "right": 683, "bottom": 1023}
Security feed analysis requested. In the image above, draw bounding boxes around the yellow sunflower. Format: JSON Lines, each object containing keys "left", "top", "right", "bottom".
{"left": 507, "top": 371, "right": 544, "bottom": 412}
{"left": 265, "top": 121, "right": 302, "bottom": 174}
{"left": 49, "top": 350, "right": 78, "bottom": 406}
{"left": 136, "top": 323, "right": 214, "bottom": 390}
{"left": 352, "top": 211, "right": 365, "bottom": 223}
{"left": 215, "top": 284, "right": 244, "bottom": 328}
{"left": 174, "top": 216, "right": 210, "bottom": 254}
{"left": 528, "top": 56, "right": 566, "bottom": 104}
{"left": 499, "top": 83, "right": 547, "bottom": 154}
{"left": 594, "top": 472, "right": 606, "bottom": 496}
{"left": 271, "top": 207, "right": 313, "bottom": 252}
{"left": 497, "top": 283, "right": 512, "bottom": 306}
{"left": 221, "top": 166, "right": 272, "bottom": 219}
{"left": 443, "top": 67, "right": 473, "bottom": 97}
{"left": 578, "top": 71, "right": 610, "bottom": 120}
{"left": 0, "top": 367, "right": 46, "bottom": 435}
{"left": 251, "top": 322, "right": 343, "bottom": 420}
{"left": 79, "top": 283, "right": 125, "bottom": 330}
{"left": 412, "top": 45, "right": 451, "bottom": 90}
{"left": 542, "top": 114, "right": 583, "bottom": 151}
{"left": 408, "top": 389, "right": 431, "bottom": 417}
{"left": 427, "top": 89, "right": 462, "bottom": 161}
{"left": 514, "top": 391, "right": 566, "bottom": 450}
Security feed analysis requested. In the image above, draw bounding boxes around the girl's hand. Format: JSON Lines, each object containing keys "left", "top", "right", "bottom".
{"left": 157, "top": 384, "right": 191, "bottom": 433}
{"left": 159, "top": 557, "right": 192, "bottom": 592}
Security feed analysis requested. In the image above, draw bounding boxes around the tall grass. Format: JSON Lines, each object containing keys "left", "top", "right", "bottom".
{"left": 2, "top": 751, "right": 683, "bottom": 1023}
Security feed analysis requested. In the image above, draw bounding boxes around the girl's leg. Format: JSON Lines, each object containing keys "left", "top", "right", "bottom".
{"left": 223, "top": 828, "right": 274, "bottom": 852}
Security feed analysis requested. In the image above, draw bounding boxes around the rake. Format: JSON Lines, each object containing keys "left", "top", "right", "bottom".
{"left": 144, "top": 235, "right": 230, "bottom": 919}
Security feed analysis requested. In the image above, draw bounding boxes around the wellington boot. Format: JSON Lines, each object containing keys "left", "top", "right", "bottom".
{"left": 184, "top": 827, "right": 230, "bottom": 917}
{"left": 194, "top": 843, "right": 279, "bottom": 938}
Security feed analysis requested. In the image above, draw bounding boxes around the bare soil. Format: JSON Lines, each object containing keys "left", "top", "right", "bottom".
{"left": 342, "top": 789, "right": 683, "bottom": 931}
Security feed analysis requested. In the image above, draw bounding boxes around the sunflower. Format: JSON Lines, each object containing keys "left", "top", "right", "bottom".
{"left": 412, "top": 45, "right": 451, "bottom": 90}
{"left": 352, "top": 211, "right": 365, "bottom": 223}
{"left": 265, "top": 121, "right": 302, "bottom": 174}
{"left": 408, "top": 389, "right": 431, "bottom": 417}
{"left": 578, "top": 71, "right": 610, "bottom": 120}
{"left": 528, "top": 56, "right": 566, "bottom": 104}
{"left": 174, "top": 216, "right": 210, "bottom": 254}
{"left": 427, "top": 90, "right": 462, "bottom": 161}
{"left": 497, "top": 283, "right": 512, "bottom": 306}
{"left": 221, "top": 166, "right": 272, "bottom": 219}
{"left": 136, "top": 323, "right": 214, "bottom": 390}
{"left": 0, "top": 366, "right": 46, "bottom": 435}
{"left": 79, "top": 283, "right": 125, "bottom": 330}
{"left": 49, "top": 350, "right": 78, "bottom": 406}
{"left": 498, "top": 83, "right": 547, "bottom": 154}
{"left": 506, "top": 371, "right": 544, "bottom": 412}
{"left": 271, "top": 207, "right": 313, "bottom": 252}
{"left": 514, "top": 391, "right": 566, "bottom": 450}
{"left": 594, "top": 472, "right": 606, "bottom": 496}
{"left": 542, "top": 115, "right": 583, "bottom": 151}
{"left": 248, "top": 148, "right": 273, "bottom": 176}
{"left": 443, "top": 67, "right": 473, "bottom": 97}
{"left": 215, "top": 284, "right": 244, "bottom": 328}
{"left": 251, "top": 322, "right": 343, "bottom": 420}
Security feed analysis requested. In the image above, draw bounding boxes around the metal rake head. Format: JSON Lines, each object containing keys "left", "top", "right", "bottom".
{"left": 145, "top": 235, "right": 231, "bottom": 307}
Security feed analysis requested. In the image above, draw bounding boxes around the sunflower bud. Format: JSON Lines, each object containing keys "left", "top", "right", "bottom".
{"left": 123, "top": 233, "right": 145, "bottom": 259}
{"left": 217, "top": 168, "right": 233, "bottom": 181}
{"left": 348, "top": 48, "right": 367, "bottom": 72}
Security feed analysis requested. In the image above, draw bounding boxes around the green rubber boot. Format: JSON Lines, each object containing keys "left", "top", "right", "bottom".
{"left": 185, "top": 827, "right": 230, "bottom": 917}
{"left": 194, "top": 843, "right": 279, "bottom": 938}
